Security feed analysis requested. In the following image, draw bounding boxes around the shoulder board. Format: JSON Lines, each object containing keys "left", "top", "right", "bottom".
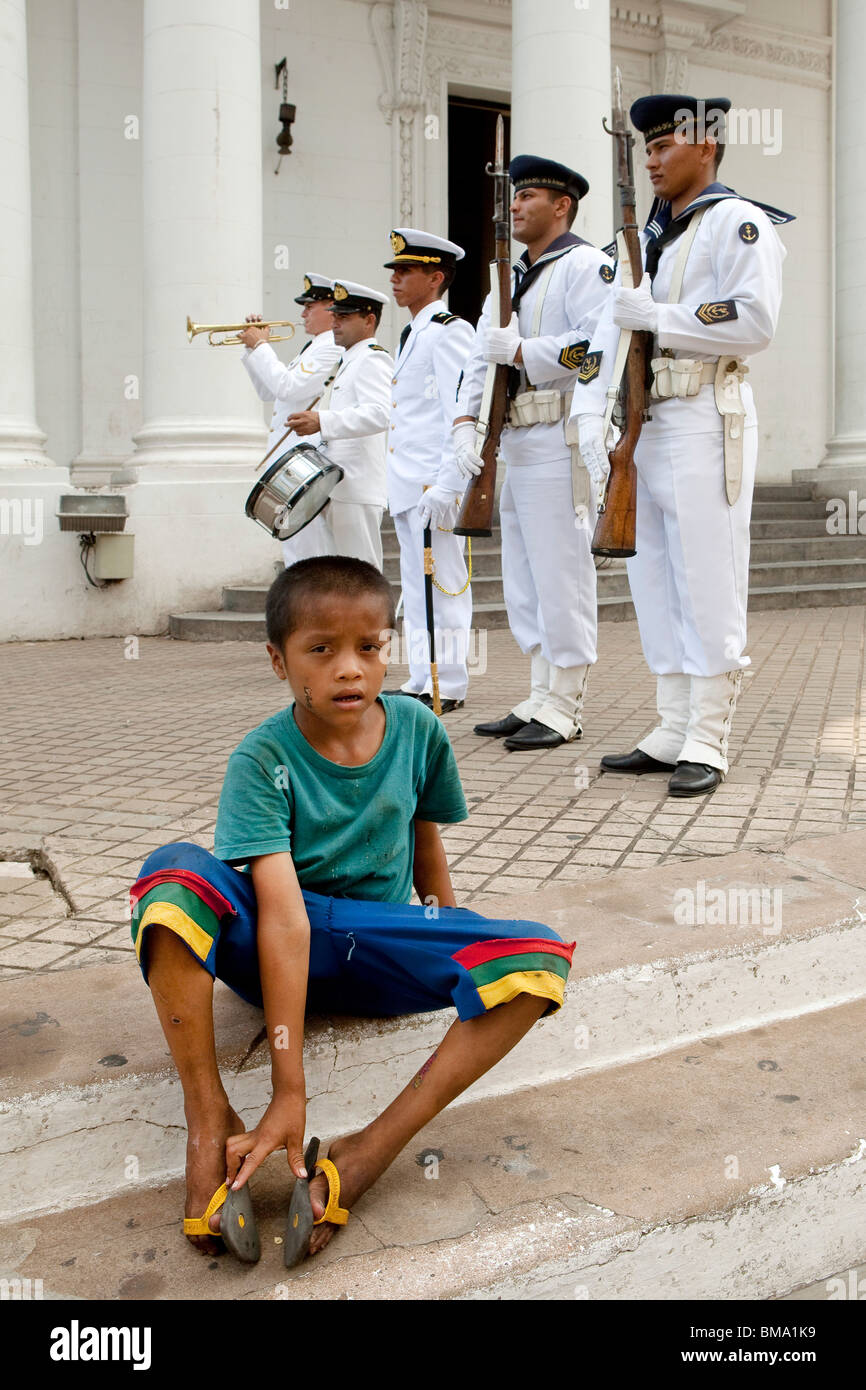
{"left": 368, "top": 343, "right": 389, "bottom": 351}
{"left": 431, "top": 312, "right": 460, "bottom": 325}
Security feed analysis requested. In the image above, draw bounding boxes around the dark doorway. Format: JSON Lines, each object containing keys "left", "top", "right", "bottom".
{"left": 447, "top": 96, "right": 511, "bottom": 326}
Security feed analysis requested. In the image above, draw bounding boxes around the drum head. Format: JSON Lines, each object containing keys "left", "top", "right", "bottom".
{"left": 275, "top": 465, "right": 341, "bottom": 539}
{"left": 245, "top": 446, "right": 344, "bottom": 541}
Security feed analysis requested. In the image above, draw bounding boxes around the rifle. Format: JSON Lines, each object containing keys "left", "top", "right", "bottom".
{"left": 591, "top": 68, "right": 651, "bottom": 559}
{"left": 454, "top": 114, "right": 511, "bottom": 539}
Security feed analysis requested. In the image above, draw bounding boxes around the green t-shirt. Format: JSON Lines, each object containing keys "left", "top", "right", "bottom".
{"left": 213, "top": 694, "right": 468, "bottom": 902}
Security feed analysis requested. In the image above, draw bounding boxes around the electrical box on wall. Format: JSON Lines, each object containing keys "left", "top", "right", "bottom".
{"left": 93, "top": 534, "right": 134, "bottom": 580}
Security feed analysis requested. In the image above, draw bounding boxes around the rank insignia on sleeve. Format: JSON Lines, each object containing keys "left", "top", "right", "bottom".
{"left": 578, "top": 350, "right": 602, "bottom": 383}
{"left": 558, "top": 339, "right": 589, "bottom": 370}
{"left": 738, "top": 221, "right": 759, "bottom": 243}
{"left": 599, "top": 263, "right": 615, "bottom": 283}
{"left": 695, "top": 300, "right": 739, "bottom": 325}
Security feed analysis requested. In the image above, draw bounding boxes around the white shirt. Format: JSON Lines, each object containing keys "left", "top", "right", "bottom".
{"left": 456, "top": 239, "right": 613, "bottom": 464}
{"left": 571, "top": 195, "right": 786, "bottom": 431}
{"left": 387, "top": 299, "right": 477, "bottom": 515}
{"left": 316, "top": 336, "right": 395, "bottom": 506}
{"left": 242, "top": 330, "right": 341, "bottom": 455}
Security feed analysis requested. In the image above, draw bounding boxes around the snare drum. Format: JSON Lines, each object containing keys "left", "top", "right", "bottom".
{"left": 245, "top": 444, "right": 344, "bottom": 541}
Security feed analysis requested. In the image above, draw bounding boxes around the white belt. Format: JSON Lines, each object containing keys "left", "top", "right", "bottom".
{"left": 507, "top": 387, "right": 574, "bottom": 428}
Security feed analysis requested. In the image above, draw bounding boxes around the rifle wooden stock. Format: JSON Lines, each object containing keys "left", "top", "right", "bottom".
{"left": 590, "top": 327, "right": 650, "bottom": 558}
{"left": 592, "top": 68, "right": 649, "bottom": 561}
{"left": 455, "top": 113, "right": 510, "bottom": 540}
{"left": 453, "top": 363, "right": 508, "bottom": 537}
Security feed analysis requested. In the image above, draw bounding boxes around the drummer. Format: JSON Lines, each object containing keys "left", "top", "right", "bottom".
{"left": 240, "top": 273, "right": 342, "bottom": 566}
{"left": 285, "top": 282, "right": 394, "bottom": 571}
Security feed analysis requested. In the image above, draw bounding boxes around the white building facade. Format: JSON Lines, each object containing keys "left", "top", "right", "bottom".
{"left": 0, "top": 0, "right": 843, "bottom": 640}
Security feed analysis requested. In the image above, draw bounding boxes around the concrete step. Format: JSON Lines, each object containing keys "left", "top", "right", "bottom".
{"left": 2, "top": 993, "right": 864, "bottom": 1299}
{"left": 748, "top": 557, "right": 866, "bottom": 589}
{"left": 749, "top": 536, "right": 866, "bottom": 563}
{"left": 751, "top": 500, "right": 829, "bottom": 519}
{"left": 747, "top": 581, "right": 866, "bottom": 611}
{"left": 2, "top": 827, "right": 866, "bottom": 1226}
{"left": 753, "top": 483, "right": 814, "bottom": 501}
{"left": 169, "top": 611, "right": 268, "bottom": 641}
{"left": 751, "top": 518, "right": 833, "bottom": 539}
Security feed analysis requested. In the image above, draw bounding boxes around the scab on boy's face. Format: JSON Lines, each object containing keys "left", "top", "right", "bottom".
{"left": 266, "top": 594, "right": 392, "bottom": 723}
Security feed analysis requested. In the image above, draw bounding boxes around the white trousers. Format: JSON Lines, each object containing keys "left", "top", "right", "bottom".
{"left": 392, "top": 504, "right": 472, "bottom": 700}
{"left": 281, "top": 499, "right": 384, "bottom": 570}
{"left": 499, "top": 453, "right": 597, "bottom": 738}
{"left": 499, "top": 455, "right": 598, "bottom": 669}
{"left": 625, "top": 416, "right": 757, "bottom": 675}
{"left": 638, "top": 670, "right": 743, "bottom": 774}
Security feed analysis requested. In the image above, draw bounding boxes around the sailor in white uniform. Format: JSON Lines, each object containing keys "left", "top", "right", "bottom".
{"left": 240, "top": 272, "right": 342, "bottom": 567}
{"left": 454, "top": 155, "right": 614, "bottom": 750}
{"left": 384, "top": 229, "right": 477, "bottom": 713}
{"left": 285, "top": 281, "right": 393, "bottom": 570}
{"left": 571, "top": 94, "right": 791, "bottom": 795}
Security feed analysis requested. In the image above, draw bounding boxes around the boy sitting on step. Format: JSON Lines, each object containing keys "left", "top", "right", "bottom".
{"left": 130, "top": 556, "right": 574, "bottom": 1263}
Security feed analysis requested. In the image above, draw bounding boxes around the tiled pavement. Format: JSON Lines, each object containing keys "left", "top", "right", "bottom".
{"left": 0, "top": 604, "right": 863, "bottom": 975}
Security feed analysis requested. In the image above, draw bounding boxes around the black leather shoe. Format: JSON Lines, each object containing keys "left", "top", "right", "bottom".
{"left": 668, "top": 761, "right": 722, "bottom": 797}
{"left": 600, "top": 749, "right": 677, "bottom": 774}
{"left": 418, "top": 694, "right": 465, "bottom": 714}
{"left": 504, "top": 719, "right": 570, "bottom": 751}
{"left": 473, "top": 712, "right": 528, "bottom": 738}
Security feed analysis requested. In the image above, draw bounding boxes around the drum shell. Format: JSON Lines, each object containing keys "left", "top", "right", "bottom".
{"left": 245, "top": 444, "right": 344, "bottom": 541}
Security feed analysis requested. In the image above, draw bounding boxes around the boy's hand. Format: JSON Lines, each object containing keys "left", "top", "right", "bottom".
{"left": 225, "top": 1090, "right": 307, "bottom": 1189}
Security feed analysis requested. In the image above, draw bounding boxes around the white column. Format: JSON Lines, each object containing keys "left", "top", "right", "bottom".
{"left": 129, "top": 0, "right": 265, "bottom": 472}
{"left": 511, "top": 0, "right": 612, "bottom": 248}
{"left": 0, "top": 0, "right": 53, "bottom": 469}
{"left": 818, "top": 0, "right": 866, "bottom": 486}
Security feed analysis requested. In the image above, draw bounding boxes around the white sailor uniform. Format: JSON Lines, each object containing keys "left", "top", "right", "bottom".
{"left": 572, "top": 189, "right": 786, "bottom": 772}
{"left": 389, "top": 301, "right": 477, "bottom": 700}
{"left": 314, "top": 336, "right": 395, "bottom": 570}
{"left": 242, "top": 330, "right": 341, "bottom": 566}
{"left": 456, "top": 235, "right": 613, "bottom": 739}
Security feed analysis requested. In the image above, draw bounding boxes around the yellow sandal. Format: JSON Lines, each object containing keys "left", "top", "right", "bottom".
{"left": 313, "top": 1157, "right": 350, "bottom": 1228}
{"left": 183, "top": 1181, "right": 261, "bottom": 1263}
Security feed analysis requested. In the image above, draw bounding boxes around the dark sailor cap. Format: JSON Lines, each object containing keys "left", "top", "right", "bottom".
{"left": 293, "top": 272, "right": 335, "bottom": 306}
{"left": 384, "top": 229, "right": 465, "bottom": 270}
{"left": 330, "top": 280, "right": 390, "bottom": 316}
{"left": 509, "top": 154, "right": 589, "bottom": 202}
{"left": 630, "top": 94, "right": 732, "bottom": 145}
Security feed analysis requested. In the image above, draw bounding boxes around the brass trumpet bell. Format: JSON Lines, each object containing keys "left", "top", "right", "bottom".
{"left": 186, "top": 316, "right": 296, "bottom": 345}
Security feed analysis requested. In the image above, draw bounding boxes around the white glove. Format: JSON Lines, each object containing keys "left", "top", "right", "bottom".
{"left": 451, "top": 420, "right": 484, "bottom": 480}
{"left": 613, "top": 272, "right": 658, "bottom": 333}
{"left": 576, "top": 414, "right": 610, "bottom": 498}
{"left": 418, "top": 484, "right": 459, "bottom": 531}
{"left": 481, "top": 312, "right": 521, "bottom": 365}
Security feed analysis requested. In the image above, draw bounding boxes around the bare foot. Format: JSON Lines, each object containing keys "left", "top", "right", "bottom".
{"left": 306, "top": 1128, "right": 386, "bottom": 1257}
{"left": 184, "top": 1101, "right": 245, "bottom": 1255}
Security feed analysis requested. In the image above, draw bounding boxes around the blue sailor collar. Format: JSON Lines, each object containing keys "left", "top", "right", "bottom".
{"left": 513, "top": 230, "right": 590, "bottom": 277}
{"left": 644, "top": 181, "right": 795, "bottom": 239}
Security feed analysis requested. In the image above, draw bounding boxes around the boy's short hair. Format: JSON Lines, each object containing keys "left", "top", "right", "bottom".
{"left": 266, "top": 555, "right": 397, "bottom": 649}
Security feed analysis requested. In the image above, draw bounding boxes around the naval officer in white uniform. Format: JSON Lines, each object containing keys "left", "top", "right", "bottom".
{"left": 572, "top": 94, "right": 790, "bottom": 795}
{"left": 240, "top": 272, "right": 342, "bottom": 566}
{"left": 454, "top": 155, "right": 614, "bottom": 750}
{"left": 384, "top": 229, "right": 476, "bottom": 713}
{"left": 285, "top": 281, "right": 393, "bottom": 570}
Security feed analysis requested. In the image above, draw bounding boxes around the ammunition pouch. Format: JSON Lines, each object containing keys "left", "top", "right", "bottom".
{"left": 650, "top": 355, "right": 716, "bottom": 400}
{"left": 507, "top": 387, "right": 574, "bottom": 428}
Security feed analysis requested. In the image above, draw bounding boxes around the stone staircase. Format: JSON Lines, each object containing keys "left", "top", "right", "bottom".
{"left": 1, "top": 828, "right": 865, "bottom": 1299}
{"left": 168, "top": 484, "right": 863, "bottom": 640}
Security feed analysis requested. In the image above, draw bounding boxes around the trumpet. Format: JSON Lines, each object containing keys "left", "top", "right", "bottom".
{"left": 186, "top": 316, "right": 296, "bottom": 346}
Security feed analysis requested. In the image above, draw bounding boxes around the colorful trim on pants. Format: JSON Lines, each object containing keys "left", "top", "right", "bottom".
{"left": 130, "top": 842, "right": 575, "bottom": 1022}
